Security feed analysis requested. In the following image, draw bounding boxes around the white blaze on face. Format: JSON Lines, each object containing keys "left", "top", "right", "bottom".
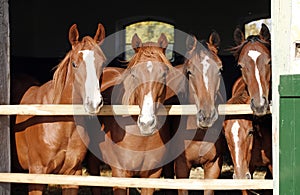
{"left": 139, "top": 92, "right": 154, "bottom": 124}
{"left": 231, "top": 120, "right": 240, "bottom": 168}
{"left": 147, "top": 61, "right": 153, "bottom": 73}
{"left": 248, "top": 50, "right": 264, "bottom": 105}
{"left": 202, "top": 55, "right": 210, "bottom": 91}
{"left": 80, "top": 50, "right": 102, "bottom": 106}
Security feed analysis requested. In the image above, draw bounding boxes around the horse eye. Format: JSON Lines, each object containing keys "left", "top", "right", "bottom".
{"left": 130, "top": 71, "right": 137, "bottom": 79}
{"left": 187, "top": 70, "right": 192, "bottom": 76}
{"left": 218, "top": 71, "right": 222, "bottom": 76}
{"left": 72, "top": 62, "right": 78, "bottom": 68}
{"left": 248, "top": 129, "right": 254, "bottom": 136}
{"left": 237, "top": 64, "right": 242, "bottom": 69}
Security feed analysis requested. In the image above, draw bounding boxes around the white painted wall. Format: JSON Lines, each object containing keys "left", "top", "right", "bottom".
{"left": 271, "top": 0, "right": 300, "bottom": 194}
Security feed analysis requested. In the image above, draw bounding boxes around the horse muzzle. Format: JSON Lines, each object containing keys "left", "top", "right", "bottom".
{"left": 233, "top": 171, "right": 252, "bottom": 179}
{"left": 84, "top": 95, "right": 104, "bottom": 114}
{"left": 137, "top": 114, "right": 157, "bottom": 136}
{"left": 250, "top": 97, "right": 269, "bottom": 116}
{"left": 196, "top": 108, "right": 218, "bottom": 128}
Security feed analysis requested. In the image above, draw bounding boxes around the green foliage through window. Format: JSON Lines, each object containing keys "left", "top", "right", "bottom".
{"left": 244, "top": 18, "right": 271, "bottom": 38}
{"left": 125, "top": 21, "right": 174, "bottom": 60}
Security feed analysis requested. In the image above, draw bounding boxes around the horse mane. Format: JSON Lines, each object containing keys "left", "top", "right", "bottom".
{"left": 229, "top": 35, "right": 271, "bottom": 60}
{"left": 184, "top": 40, "right": 219, "bottom": 65}
{"left": 52, "top": 51, "right": 70, "bottom": 103}
{"left": 126, "top": 45, "right": 173, "bottom": 68}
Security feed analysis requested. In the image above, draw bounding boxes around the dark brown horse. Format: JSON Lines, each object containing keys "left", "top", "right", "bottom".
{"left": 168, "top": 31, "right": 225, "bottom": 195}
{"left": 89, "top": 33, "right": 174, "bottom": 195}
{"left": 14, "top": 23, "right": 106, "bottom": 195}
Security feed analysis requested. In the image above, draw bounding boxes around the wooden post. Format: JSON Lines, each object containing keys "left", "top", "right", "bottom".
{"left": 0, "top": 0, "right": 10, "bottom": 194}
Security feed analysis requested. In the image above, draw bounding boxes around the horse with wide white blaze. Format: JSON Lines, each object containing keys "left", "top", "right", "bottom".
{"left": 222, "top": 23, "right": 272, "bottom": 195}
{"left": 231, "top": 23, "right": 271, "bottom": 116}
{"left": 14, "top": 23, "right": 106, "bottom": 195}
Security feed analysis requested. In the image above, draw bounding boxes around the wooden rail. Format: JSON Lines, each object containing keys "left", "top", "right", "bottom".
{"left": 0, "top": 173, "right": 273, "bottom": 190}
{"left": 0, "top": 104, "right": 272, "bottom": 115}
{"left": 1, "top": 103, "right": 273, "bottom": 191}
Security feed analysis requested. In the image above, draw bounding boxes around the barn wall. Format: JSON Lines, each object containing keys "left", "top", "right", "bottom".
{"left": 0, "top": 0, "right": 10, "bottom": 194}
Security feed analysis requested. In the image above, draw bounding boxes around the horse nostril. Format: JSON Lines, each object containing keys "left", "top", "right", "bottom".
{"left": 98, "top": 97, "right": 104, "bottom": 107}
{"left": 211, "top": 108, "right": 218, "bottom": 121}
{"left": 139, "top": 121, "right": 146, "bottom": 127}
{"left": 138, "top": 115, "right": 156, "bottom": 127}
{"left": 245, "top": 172, "right": 252, "bottom": 179}
{"left": 262, "top": 96, "right": 268, "bottom": 106}
{"left": 198, "top": 110, "right": 205, "bottom": 121}
{"left": 232, "top": 173, "right": 236, "bottom": 179}
{"left": 250, "top": 98, "right": 255, "bottom": 108}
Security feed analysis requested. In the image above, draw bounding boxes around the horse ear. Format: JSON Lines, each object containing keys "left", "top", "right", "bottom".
{"left": 69, "top": 24, "right": 79, "bottom": 47}
{"left": 158, "top": 33, "right": 168, "bottom": 49}
{"left": 94, "top": 23, "right": 106, "bottom": 46}
{"left": 186, "top": 34, "right": 197, "bottom": 51}
{"left": 209, "top": 31, "right": 221, "bottom": 49}
{"left": 259, "top": 23, "right": 271, "bottom": 42}
{"left": 233, "top": 27, "right": 245, "bottom": 46}
{"left": 131, "top": 33, "right": 142, "bottom": 52}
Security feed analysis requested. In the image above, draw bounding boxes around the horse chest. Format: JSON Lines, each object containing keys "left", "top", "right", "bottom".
{"left": 184, "top": 140, "right": 218, "bottom": 163}
{"left": 99, "top": 133, "right": 167, "bottom": 171}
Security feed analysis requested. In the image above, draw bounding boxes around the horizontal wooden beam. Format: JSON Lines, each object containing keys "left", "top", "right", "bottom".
{"left": 0, "top": 104, "right": 272, "bottom": 116}
{"left": 0, "top": 173, "right": 273, "bottom": 190}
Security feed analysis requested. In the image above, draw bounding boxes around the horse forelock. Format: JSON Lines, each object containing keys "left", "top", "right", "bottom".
{"left": 184, "top": 41, "right": 222, "bottom": 70}
{"left": 127, "top": 46, "right": 172, "bottom": 69}
{"left": 82, "top": 36, "right": 107, "bottom": 61}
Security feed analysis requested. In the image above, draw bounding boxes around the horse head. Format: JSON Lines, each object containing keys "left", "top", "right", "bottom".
{"left": 184, "top": 31, "right": 223, "bottom": 128}
{"left": 223, "top": 116, "right": 254, "bottom": 179}
{"left": 233, "top": 23, "right": 271, "bottom": 116}
{"left": 61, "top": 23, "right": 106, "bottom": 114}
{"left": 123, "top": 33, "right": 172, "bottom": 135}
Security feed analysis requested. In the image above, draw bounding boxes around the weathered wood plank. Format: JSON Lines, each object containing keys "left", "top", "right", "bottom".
{"left": 0, "top": 0, "right": 10, "bottom": 194}
{"left": 0, "top": 173, "right": 273, "bottom": 190}
{"left": 0, "top": 104, "right": 272, "bottom": 116}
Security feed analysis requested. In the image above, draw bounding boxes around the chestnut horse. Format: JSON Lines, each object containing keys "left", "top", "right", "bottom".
{"left": 168, "top": 32, "right": 225, "bottom": 195}
{"left": 223, "top": 77, "right": 272, "bottom": 195}
{"left": 222, "top": 23, "right": 272, "bottom": 194}
{"left": 231, "top": 23, "right": 271, "bottom": 116}
{"left": 14, "top": 23, "right": 106, "bottom": 195}
{"left": 90, "top": 33, "right": 174, "bottom": 195}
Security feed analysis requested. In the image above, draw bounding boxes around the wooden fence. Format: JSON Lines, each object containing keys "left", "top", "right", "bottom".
{"left": 0, "top": 104, "right": 273, "bottom": 191}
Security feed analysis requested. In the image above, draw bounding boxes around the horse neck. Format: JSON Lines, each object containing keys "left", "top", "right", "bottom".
{"left": 165, "top": 64, "right": 186, "bottom": 103}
